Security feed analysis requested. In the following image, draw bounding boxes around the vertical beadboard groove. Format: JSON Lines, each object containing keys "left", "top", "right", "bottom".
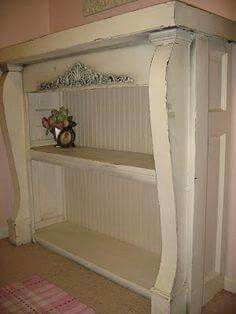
{"left": 31, "top": 161, "right": 65, "bottom": 228}
{"left": 28, "top": 91, "right": 61, "bottom": 146}
{"left": 28, "top": 86, "right": 152, "bottom": 153}
{"left": 64, "top": 168, "right": 161, "bottom": 253}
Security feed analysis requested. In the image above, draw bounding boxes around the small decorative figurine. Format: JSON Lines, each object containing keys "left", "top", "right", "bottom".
{"left": 42, "top": 106, "right": 77, "bottom": 148}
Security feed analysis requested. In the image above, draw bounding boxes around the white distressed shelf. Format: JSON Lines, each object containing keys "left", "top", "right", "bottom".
{"left": 30, "top": 145, "right": 156, "bottom": 183}
{"left": 34, "top": 221, "right": 160, "bottom": 297}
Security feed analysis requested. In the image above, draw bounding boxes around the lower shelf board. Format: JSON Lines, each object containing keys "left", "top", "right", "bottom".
{"left": 34, "top": 222, "right": 160, "bottom": 297}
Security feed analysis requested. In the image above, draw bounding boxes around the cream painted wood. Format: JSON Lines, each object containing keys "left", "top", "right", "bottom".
{"left": 0, "top": 227, "right": 9, "bottom": 239}
{"left": 174, "top": 1, "right": 235, "bottom": 42}
{"left": 0, "top": 2, "right": 234, "bottom": 65}
{"left": 64, "top": 167, "right": 160, "bottom": 253}
{"left": 23, "top": 44, "right": 155, "bottom": 92}
{"left": 0, "top": 65, "right": 31, "bottom": 245}
{"left": 224, "top": 276, "right": 236, "bottom": 294}
{"left": 0, "top": 7, "right": 233, "bottom": 313}
{"left": 187, "top": 35, "right": 209, "bottom": 314}
{"left": 149, "top": 43, "right": 177, "bottom": 311}
{"left": 0, "top": 2, "right": 175, "bottom": 64}
{"left": 203, "top": 39, "right": 231, "bottom": 304}
{"left": 149, "top": 29, "right": 193, "bottom": 314}
{"left": 27, "top": 85, "right": 153, "bottom": 153}
{"left": 35, "top": 221, "right": 161, "bottom": 297}
{"left": 30, "top": 146, "right": 156, "bottom": 183}
{"left": 31, "top": 161, "right": 65, "bottom": 229}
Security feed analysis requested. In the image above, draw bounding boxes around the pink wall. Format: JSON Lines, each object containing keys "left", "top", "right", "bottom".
{"left": 0, "top": 0, "right": 50, "bottom": 49}
{"left": 0, "top": 0, "right": 235, "bottom": 48}
{"left": 49, "top": 0, "right": 236, "bottom": 33}
{"left": 49, "top": 0, "right": 165, "bottom": 33}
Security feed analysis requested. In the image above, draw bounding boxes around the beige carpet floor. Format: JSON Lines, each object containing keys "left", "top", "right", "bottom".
{"left": 0, "top": 239, "right": 150, "bottom": 314}
{"left": 0, "top": 239, "right": 236, "bottom": 313}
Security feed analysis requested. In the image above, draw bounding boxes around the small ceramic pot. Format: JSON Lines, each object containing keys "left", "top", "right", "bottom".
{"left": 51, "top": 126, "right": 76, "bottom": 148}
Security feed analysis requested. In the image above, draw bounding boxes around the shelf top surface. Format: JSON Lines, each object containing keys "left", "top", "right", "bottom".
{"left": 35, "top": 221, "right": 160, "bottom": 291}
{"left": 31, "top": 145, "right": 155, "bottom": 170}
{"left": 0, "top": 1, "right": 234, "bottom": 65}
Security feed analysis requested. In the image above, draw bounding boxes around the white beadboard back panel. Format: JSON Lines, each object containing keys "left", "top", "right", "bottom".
{"left": 64, "top": 167, "right": 161, "bottom": 253}
{"left": 27, "top": 85, "right": 153, "bottom": 153}
{"left": 31, "top": 160, "right": 65, "bottom": 229}
{"left": 27, "top": 91, "right": 61, "bottom": 146}
{"left": 63, "top": 86, "right": 152, "bottom": 153}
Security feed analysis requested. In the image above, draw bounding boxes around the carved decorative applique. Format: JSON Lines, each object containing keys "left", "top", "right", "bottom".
{"left": 40, "top": 62, "right": 134, "bottom": 90}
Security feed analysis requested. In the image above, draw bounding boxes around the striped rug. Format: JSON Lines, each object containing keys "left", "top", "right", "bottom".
{"left": 0, "top": 275, "right": 95, "bottom": 313}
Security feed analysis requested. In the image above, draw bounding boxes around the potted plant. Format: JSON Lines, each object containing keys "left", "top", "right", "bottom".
{"left": 42, "top": 106, "right": 77, "bottom": 148}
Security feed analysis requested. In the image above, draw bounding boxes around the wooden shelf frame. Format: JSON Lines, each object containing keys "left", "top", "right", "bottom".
{"left": 0, "top": 4, "right": 232, "bottom": 309}
{"left": 30, "top": 145, "right": 156, "bottom": 183}
{"left": 0, "top": 1, "right": 234, "bottom": 65}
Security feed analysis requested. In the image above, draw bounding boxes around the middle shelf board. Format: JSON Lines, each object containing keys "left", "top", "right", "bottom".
{"left": 30, "top": 145, "right": 156, "bottom": 183}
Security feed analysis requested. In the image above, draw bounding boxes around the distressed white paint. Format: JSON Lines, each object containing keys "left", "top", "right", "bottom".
{"left": 0, "top": 2, "right": 234, "bottom": 65}
{"left": 0, "top": 2, "right": 175, "bottom": 64}
{"left": 30, "top": 146, "right": 156, "bottom": 183}
{"left": 187, "top": 35, "right": 208, "bottom": 314}
{"left": 23, "top": 44, "right": 155, "bottom": 92}
{"left": 0, "top": 65, "right": 31, "bottom": 245}
{"left": 149, "top": 29, "right": 193, "bottom": 313}
{"left": 203, "top": 39, "right": 231, "bottom": 304}
{"left": 149, "top": 43, "right": 177, "bottom": 298}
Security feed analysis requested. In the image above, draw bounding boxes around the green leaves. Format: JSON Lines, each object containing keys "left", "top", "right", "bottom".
{"left": 70, "top": 121, "right": 77, "bottom": 127}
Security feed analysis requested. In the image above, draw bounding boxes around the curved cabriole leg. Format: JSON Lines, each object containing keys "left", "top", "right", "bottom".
{"left": 149, "top": 29, "right": 193, "bottom": 313}
{"left": 0, "top": 64, "right": 31, "bottom": 245}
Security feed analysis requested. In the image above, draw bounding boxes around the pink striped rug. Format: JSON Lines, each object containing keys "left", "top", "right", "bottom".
{"left": 0, "top": 275, "right": 95, "bottom": 313}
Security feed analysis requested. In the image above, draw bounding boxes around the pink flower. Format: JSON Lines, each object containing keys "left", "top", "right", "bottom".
{"left": 51, "top": 109, "right": 59, "bottom": 116}
{"left": 42, "top": 117, "right": 49, "bottom": 129}
{"left": 48, "top": 117, "right": 53, "bottom": 126}
{"left": 56, "top": 121, "right": 64, "bottom": 129}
